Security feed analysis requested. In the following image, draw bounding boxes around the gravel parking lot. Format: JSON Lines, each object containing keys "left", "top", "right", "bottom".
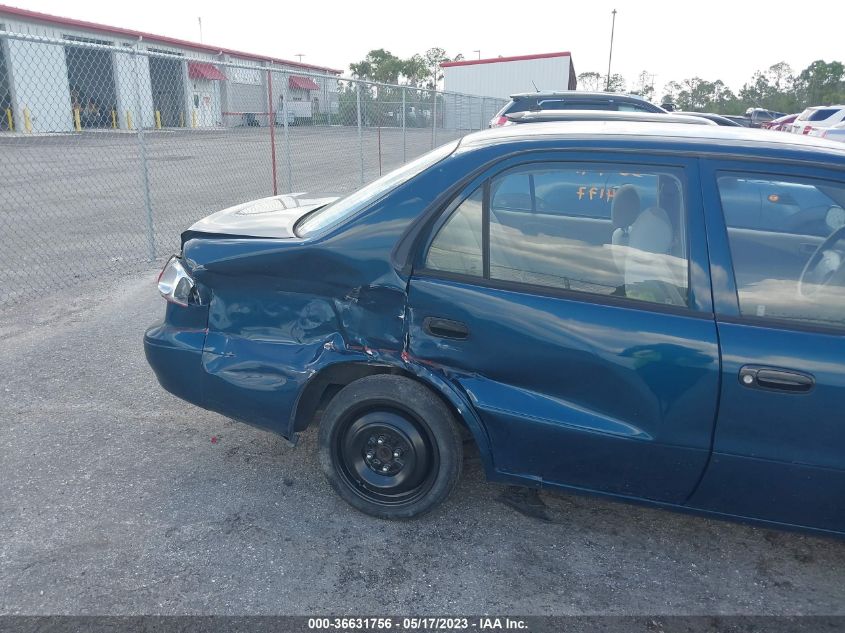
{"left": 1, "top": 272, "right": 844, "bottom": 616}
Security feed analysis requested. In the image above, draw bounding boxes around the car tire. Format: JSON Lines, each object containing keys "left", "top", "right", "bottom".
{"left": 318, "top": 374, "right": 463, "bottom": 519}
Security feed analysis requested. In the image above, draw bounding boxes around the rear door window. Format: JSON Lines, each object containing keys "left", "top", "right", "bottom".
{"left": 717, "top": 173, "right": 845, "bottom": 328}
{"left": 426, "top": 162, "right": 690, "bottom": 308}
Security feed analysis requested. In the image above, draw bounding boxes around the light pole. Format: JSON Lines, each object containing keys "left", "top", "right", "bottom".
{"left": 606, "top": 9, "right": 617, "bottom": 91}
{"left": 295, "top": 54, "right": 305, "bottom": 63}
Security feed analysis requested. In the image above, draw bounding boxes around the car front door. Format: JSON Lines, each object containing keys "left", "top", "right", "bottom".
{"left": 407, "top": 153, "right": 720, "bottom": 504}
{"left": 689, "top": 160, "right": 845, "bottom": 533}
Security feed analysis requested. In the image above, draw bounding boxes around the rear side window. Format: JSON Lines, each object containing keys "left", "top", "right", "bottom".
{"left": 800, "top": 108, "right": 843, "bottom": 121}
{"left": 425, "top": 189, "right": 483, "bottom": 276}
{"left": 618, "top": 103, "right": 653, "bottom": 112}
{"left": 506, "top": 98, "right": 655, "bottom": 114}
{"left": 809, "top": 108, "right": 842, "bottom": 121}
{"left": 717, "top": 173, "right": 845, "bottom": 328}
{"left": 426, "top": 163, "right": 690, "bottom": 308}
{"left": 490, "top": 167, "right": 659, "bottom": 219}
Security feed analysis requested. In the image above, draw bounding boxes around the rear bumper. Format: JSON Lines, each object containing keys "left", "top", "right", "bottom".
{"left": 143, "top": 323, "right": 207, "bottom": 409}
{"left": 144, "top": 321, "right": 308, "bottom": 439}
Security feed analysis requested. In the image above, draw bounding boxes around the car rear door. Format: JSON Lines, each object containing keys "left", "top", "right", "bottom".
{"left": 406, "top": 152, "right": 720, "bottom": 504}
{"left": 689, "top": 159, "right": 845, "bottom": 534}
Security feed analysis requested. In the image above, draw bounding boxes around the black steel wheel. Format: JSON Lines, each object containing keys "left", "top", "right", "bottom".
{"left": 318, "top": 374, "right": 463, "bottom": 519}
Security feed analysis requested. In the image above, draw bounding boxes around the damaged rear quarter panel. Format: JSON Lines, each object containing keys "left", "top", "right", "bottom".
{"left": 180, "top": 178, "right": 457, "bottom": 438}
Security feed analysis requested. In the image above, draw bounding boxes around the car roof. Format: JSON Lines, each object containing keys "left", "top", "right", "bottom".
{"left": 457, "top": 120, "right": 845, "bottom": 165}
{"left": 509, "top": 90, "right": 651, "bottom": 102}
{"left": 506, "top": 110, "right": 713, "bottom": 125}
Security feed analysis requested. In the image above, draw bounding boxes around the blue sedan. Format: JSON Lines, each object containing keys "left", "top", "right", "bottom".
{"left": 145, "top": 121, "right": 845, "bottom": 534}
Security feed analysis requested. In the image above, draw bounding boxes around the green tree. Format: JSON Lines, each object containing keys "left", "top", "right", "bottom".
{"left": 630, "top": 70, "right": 655, "bottom": 102}
{"left": 661, "top": 80, "right": 683, "bottom": 107}
{"left": 575, "top": 71, "right": 625, "bottom": 91}
{"left": 349, "top": 49, "right": 406, "bottom": 84}
{"left": 423, "top": 48, "right": 463, "bottom": 90}
{"left": 577, "top": 71, "right": 603, "bottom": 91}
{"left": 794, "top": 60, "right": 845, "bottom": 106}
{"left": 606, "top": 73, "right": 626, "bottom": 92}
{"left": 402, "top": 54, "right": 430, "bottom": 87}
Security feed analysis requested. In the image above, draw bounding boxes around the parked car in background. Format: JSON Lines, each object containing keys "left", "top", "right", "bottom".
{"left": 723, "top": 115, "right": 752, "bottom": 127}
{"left": 764, "top": 113, "right": 798, "bottom": 131}
{"left": 503, "top": 110, "right": 713, "bottom": 126}
{"left": 815, "top": 121, "right": 845, "bottom": 143}
{"left": 791, "top": 106, "right": 845, "bottom": 135}
{"left": 675, "top": 111, "right": 742, "bottom": 126}
{"left": 746, "top": 107, "right": 786, "bottom": 128}
{"left": 489, "top": 91, "right": 666, "bottom": 127}
{"left": 146, "top": 120, "right": 845, "bottom": 536}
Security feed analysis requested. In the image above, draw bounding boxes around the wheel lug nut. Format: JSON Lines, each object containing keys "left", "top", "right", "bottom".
{"left": 393, "top": 449, "right": 402, "bottom": 458}
{"left": 366, "top": 451, "right": 375, "bottom": 460}
{"left": 376, "top": 436, "right": 385, "bottom": 445}
{"left": 381, "top": 465, "right": 389, "bottom": 472}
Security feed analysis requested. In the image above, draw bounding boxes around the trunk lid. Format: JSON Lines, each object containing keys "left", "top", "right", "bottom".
{"left": 185, "top": 192, "right": 340, "bottom": 240}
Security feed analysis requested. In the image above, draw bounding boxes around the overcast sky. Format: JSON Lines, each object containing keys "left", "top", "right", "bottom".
{"left": 12, "top": 0, "right": 844, "bottom": 96}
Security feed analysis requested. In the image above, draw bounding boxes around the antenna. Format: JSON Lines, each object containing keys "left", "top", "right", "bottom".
{"left": 531, "top": 79, "right": 539, "bottom": 92}
{"left": 606, "top": 9, "right": 617, "bottom": 91}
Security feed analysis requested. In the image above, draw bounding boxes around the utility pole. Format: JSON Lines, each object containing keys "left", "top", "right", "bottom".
{"left": 295, "top": 54, "right": 305, "bottom": 63}
{"left": 606, "top": 9, "right": 617, "bottom": 91}
{"left": 473, "top": 50, "right": 481, "bottom": 60}
{"left": 197, "top": 17, "right": 203, "bottom": 43}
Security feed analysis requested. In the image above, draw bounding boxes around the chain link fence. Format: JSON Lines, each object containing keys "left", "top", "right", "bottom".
{"left": 0, "top": 30, "right": 506, "bottom": 309}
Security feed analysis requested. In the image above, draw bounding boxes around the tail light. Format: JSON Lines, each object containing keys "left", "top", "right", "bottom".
{"left": 489, "top": 115, "right": 508, "bottom": 128}
{"left": 803, "top": 126, "right": 814, "bottom": 135}
{"left": 158, "top": 256, "right": 197, "bottom": 306}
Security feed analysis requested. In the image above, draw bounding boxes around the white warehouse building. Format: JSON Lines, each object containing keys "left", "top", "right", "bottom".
{"left": 441, "top": 51, "right": 576, "bottom": 129}
{"left": 0, "top": 4, "right": 342, "bottom": 133}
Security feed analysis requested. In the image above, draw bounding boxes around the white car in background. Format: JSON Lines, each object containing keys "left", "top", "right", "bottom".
{"left": 812, "top": 121, "right": 845, "bottom": 142}
{"left": 790, "top": 105, "right": 845, "bottom": 135}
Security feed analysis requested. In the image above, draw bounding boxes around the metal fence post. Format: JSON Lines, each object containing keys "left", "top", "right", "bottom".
{"left": 266, "top": 69, "right": 278, "bottom": 196}
{"left": 281, "top": 72, "right": 293, "bottom": 192}
{"left": 467, "top": 95, "right": 473, "bottom": 131}
{"left": 327, "top": 80, "right": 332, "bottom": 127}
{"left": 132, "top": 41, "right": 156, "bottom": 261}
{"left": 431, "top": 89, "right": 437, "bottom": 148}
{"left": 402, "top": 86, "right": 406, "bottom": 164}
{"left": 356, "top": 81, "right": 364, "bottom": 185}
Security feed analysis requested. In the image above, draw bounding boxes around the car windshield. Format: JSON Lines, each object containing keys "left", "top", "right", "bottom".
{"left": 296, "top": 140, "right": 459, "bottom": 237}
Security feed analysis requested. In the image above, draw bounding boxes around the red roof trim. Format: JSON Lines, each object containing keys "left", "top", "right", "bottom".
{"left": 0, "top": 3, "right": 343, "bottom": 74}
{"left": 441, "top": 51, "right": 571, "bottom": 68}
{"left": 289, "top": 75, "right": 320, "bottom": 91}
{"left": 188, "top": 61, "right": 226, "bottom": 81}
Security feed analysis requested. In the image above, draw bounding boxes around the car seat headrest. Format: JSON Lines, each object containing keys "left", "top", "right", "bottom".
{"left": 612, "top": 185, "right": 641, "bottom": 229}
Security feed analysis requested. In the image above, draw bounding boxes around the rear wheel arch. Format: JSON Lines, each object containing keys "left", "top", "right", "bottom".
{"left": 290, "top": 360, "right": 493, "bottom": 471}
